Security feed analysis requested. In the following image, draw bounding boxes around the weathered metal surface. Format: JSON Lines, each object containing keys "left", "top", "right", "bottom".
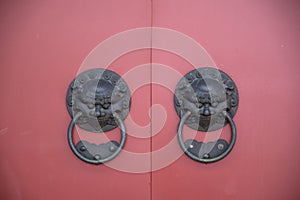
{"left": 174, "top": 67, "right": 239, "bottom": 132}
{"left": 66, "top": 68, "right": 131, "bottom": 132}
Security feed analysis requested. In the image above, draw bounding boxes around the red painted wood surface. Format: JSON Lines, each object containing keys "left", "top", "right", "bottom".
{"left": 1, "top": 1, "right": 300, "bottom": 200}
{"left": 151, "top": 1, "right": 300, "bottom": 200}
{"left": 0, "top": 1, "right": 151, "bottom": 200}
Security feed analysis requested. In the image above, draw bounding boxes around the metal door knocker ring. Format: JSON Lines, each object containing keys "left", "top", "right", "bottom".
{"left": 174, "top": 67, "right": 239, "bottom": 163}
{"left": 66, "top": 68, "right": 131, "bottom": 164}
{"left": 177, "top": 111, "right": 236, "bottom": 163}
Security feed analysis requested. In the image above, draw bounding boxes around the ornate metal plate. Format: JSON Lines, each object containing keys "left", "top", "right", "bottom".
{"left": 75, "top": 140, "right": 120, "bottom": 161}
{"left": 184, "top": 139, "right": 229, "bottom": 159}
{"left": 174, "top": 67, "right": 239, "bottom": 131}
{"left": 66, "top": 68, "right": 131, "bottom": 132}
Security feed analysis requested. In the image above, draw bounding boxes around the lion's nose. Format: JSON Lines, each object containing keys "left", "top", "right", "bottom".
{"left": 93, "top": 105, "right": 106, "bottom": 117}
{"left": 202, "top": 104, "right": 211, "bottom": 116}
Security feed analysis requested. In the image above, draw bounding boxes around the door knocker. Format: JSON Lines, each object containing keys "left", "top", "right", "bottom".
{"left": 174, "top": 67, "right": 239, "bottom": 163}
{"left": 66, "top": 68, "right": 131, "bottom": 164}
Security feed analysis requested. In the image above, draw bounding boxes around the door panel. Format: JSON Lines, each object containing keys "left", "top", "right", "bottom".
{"left": 0, "top": 1, "right": 151, "bottom": 200}
{"left": 152, "top": 0, "right": 300, "bottom": 200}
{"left": 1, "top": 1, "right": 300, "bottom": 200}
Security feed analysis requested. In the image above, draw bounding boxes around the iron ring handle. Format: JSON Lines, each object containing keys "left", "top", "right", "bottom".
{"left": 67, "top": 113, "right": 126, "bottom": 165}
{"left": 177, "top": 111, "right": 236, "bottom": 163}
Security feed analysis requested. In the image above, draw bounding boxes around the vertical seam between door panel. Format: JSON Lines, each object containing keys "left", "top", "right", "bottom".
{"left": 150, "top": 0, "right": 153, "bottom": 200}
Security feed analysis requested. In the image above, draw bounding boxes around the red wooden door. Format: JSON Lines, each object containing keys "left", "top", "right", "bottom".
{"left": 151, "top": 1, "right": 300, "bottom": 200}
{"left": 0, "top": 1, "right": 152, "bottom": 200}
{"left": 1, "top": 1, "right": 300, "bottom": 200}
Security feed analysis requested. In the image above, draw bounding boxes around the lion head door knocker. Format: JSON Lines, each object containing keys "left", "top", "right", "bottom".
{"left": 66, "top": 68, "right": 131, "bottom": 164}
{"left": 174, "top": 67, "right": 239, "bottom": 163}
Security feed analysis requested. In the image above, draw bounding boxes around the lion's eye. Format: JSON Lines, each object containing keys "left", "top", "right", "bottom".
{"left": 87, "top": 104, "right": 95, "bottom": 109}
{"left": 196, "top": 103, "right": 203, "bottom": 108}
{"left": 211, "top": 102, "right": 218, "bottom": 107}
{"left": 102, "top": 103, "right": 111, "bottom": 109}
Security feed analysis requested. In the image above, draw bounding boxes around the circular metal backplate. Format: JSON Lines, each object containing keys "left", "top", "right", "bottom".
{"left": 66, "top": 68, "right": 131, "bottom": 132}
{"left": 174, "top": 67, "right": 239, "bottom": 132}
